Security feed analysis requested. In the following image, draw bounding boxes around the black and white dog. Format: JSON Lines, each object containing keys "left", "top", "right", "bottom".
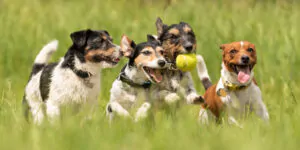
{"left": 106, "top": 35, "right": 167, "bottom": 122}
{"left": 23, "top": 29, "right": 121, "bottom": 124}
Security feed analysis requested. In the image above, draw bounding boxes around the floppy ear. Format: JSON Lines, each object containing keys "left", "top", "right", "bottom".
{"left": 70, "top": 29, "right": 91, "bottom": 48}
{"left": 121, "top": 35, "right": 136, "bottom": 58}
{"left": 147, "top": 34, "right": 158, "bottom": 42}
{"left": 155, "top": 17, "right": 167, "bottom": 37}
{"left": 219, "top": 44, "right": 226, "bottom": 51}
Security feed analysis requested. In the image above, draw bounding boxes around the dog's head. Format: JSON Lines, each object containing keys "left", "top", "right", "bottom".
{"left": 70, "top": 29, "right": 121, "bottom": 68}
{"left": 155, "top": 17, "right": 196, "bottom": 62}
{"left": 120, "top": 35, "right": 167, "bottom": 83}
{"left": 220, "top": 41, "right": 257, "bottom": 84}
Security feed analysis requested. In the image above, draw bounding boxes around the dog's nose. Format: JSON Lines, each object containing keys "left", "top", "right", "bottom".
{"left": 158, "top": 60, "right": 166, "bottom": 67}
{"left": 184, "top": 45, "right": 193, "bottom": 52}
{"left": 241, "top": 55, "right": 250, "bottom": 64}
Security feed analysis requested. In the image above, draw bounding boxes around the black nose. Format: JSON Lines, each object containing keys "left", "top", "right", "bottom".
{"left": 241, "top": 55, "right": 250, "bottom": 64}
{"left": 184, "top": 45, "right": 193, "bottom": 52}
{"left": 158, "top": 60, "right": 166, "bottom": 67}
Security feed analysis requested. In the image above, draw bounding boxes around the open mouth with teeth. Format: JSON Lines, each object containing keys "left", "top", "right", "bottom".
{"left": 142, "top": 66, "right": 163, "bottom": 83}
{"left": 230, "top": 64, "right": 253, "bottom": 84}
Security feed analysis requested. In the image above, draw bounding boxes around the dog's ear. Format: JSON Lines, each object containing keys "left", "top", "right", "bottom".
{"left": 121, "top": 35, "right": 136, "bottom": 58}
{"left": 219, "top": 44, "right": 226, "bottom": 51}
{"left": 156, "top": 17, "right": 167, "bottom": 37}
{"left": 70, "top": 29, "right": 92, "bottom": 48}
{"left": 147, "top": 34, "right": 158, "bottom": 42}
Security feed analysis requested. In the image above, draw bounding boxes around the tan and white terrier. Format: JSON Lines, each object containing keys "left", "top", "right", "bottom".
{"left": 197, "top": 41, "right": 269, "bottom": 126}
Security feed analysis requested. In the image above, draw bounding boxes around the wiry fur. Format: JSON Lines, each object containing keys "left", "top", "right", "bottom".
{"left": 107, "top": 35, "right": 167, "bottom": 122}
{"left": 23, "top": 29, "right": 121, "bottom": 124}
{"left": 152, "top": 17, "right": 211, "bottom": 107}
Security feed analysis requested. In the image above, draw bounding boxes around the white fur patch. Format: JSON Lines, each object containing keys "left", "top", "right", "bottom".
{"left": 240, "top": 41, "right": 244, "bottom": 48}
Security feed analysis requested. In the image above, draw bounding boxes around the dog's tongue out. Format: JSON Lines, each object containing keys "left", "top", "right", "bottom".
{"left": 237, "top": 66, "right": 251, "bottom": 84}
{"left": 149, "top": 69, "right": 162, "bottom": 83}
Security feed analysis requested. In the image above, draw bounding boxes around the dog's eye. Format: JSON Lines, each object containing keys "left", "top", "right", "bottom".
{"left": 230, "top": 49, "right": 237, "bottom": 54}
{"left": 247, "top": 48, "right": 253, "bottom": 52}
{"left": 142, "top": 51, "right": 151, "bottom": 55}
{"left": 159, "top": 50, "right": 164, "bottom": 55}
{"left": 170, "top": 34, "right": 178, "bottom": 39}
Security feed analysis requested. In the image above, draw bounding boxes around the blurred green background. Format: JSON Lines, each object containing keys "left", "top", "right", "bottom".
{"left": 0, "top": 0, "right": 300, "bottom": 149}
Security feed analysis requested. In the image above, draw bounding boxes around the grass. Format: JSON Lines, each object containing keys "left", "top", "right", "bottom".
{"left": 1, "top": 0, "right": 300, "bottom": 149}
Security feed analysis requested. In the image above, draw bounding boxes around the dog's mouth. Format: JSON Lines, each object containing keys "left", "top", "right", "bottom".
{"left": 93, "top": 55, "right": 120, "bottom": 65}
{"left": 142, "top": 66, "right": 163, "bottom": 83}
{"left": 230, "top": 64, "right": 253, "bottom": 84}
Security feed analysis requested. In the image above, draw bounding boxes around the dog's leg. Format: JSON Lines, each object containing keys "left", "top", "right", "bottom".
{"left": 135, "top": 102, "right": 151, "bottom": 122}
{"left": 198, "top": 107, "right": 209, "bottom": 125}
{"left": 252, "top": 88, "right": 269, "bottom": 122}
{"left": 108, "top": 102, "right": 131, "bottom": 118}
{"left": 159, "top": 90, "right": 180, "bottom": 104}
{"left": 228, "top": 116, "right": 243, "bottom": 128}
{"left": 29, "top": 101, "right": 45, "bottom": 125}
{"left": 46, "top": 100, "right": 60, "bottom": 123}
{"left": 183, "top": 72, "right": 204, "bottom": 104}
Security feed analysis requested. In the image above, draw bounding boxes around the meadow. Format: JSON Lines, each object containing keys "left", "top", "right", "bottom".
{"left": 1, "top": 0, "right": 300, "bottom": 149}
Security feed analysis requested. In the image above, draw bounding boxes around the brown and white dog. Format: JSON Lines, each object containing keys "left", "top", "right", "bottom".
{"left": 197, "top": 41, "right": 269, "bottom": 126}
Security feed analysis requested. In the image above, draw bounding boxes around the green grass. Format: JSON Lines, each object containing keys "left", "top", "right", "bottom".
{"left": 1, "top": 0, "right": 300, "bottom": 149}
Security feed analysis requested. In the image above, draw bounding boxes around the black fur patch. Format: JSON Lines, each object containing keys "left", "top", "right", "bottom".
{"left": 30, "top": 63, "right": 45, "bottom": 78}
{"left": 39, "top": 63, "right": 58, "bottom": 101}
{"left": 201, "top": 77, "right": 212, "bottom": 90}
{"left": 22, "top": 95, "right": 30, "bottom": 121}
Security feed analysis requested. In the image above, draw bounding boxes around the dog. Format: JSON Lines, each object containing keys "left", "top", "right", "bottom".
{"left": 106, "top": 35, "right": 167, "bottom": 122}
{"left": 197, "top": 41, "right": 269, "bottom": 126}
{"left": 23, "top": 29, "right": 121, "bottom": 124}
{"left": 153, "top": 17, "right": 211, "bottom": 106}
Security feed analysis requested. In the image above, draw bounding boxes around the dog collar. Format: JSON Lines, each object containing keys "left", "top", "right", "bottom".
{"left": 221, "top": 77, "right": 251, "bottom": 91}
{"left": 119, "top": 72, "right": 152, "bottom": 89}
{"left": 72, "top": 69, "right": 92, "bottom": 79}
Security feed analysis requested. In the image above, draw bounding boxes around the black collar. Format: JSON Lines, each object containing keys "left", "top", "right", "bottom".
{"left": 72, "top": 69, "right": 92, "bottom": 79}
{"left": 119, "top": 72, "right": 152, "bottom": 89}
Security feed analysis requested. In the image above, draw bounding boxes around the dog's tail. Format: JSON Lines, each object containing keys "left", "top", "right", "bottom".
{"left": 34, "top": 40, "right": 58, "bottom": 64}
{"left": 30, "top": 40, "right": 58, "bottom": 76}
{"left": 196, "top": 55, "right": 212, "bottom": 90}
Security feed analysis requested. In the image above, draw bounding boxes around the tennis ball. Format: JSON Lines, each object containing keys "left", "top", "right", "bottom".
{"left": 176, "top": 53, "right": 197, "bottom": 71}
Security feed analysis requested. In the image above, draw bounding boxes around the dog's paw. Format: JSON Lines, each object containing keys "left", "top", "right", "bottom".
{"left": 165, "top": 93, "right": 180, "bottom": 104}
{"left": 187, "top": 93, "right": 204, "bottom": 104}
{"left": 193, "top": 96, "right": 205, "bottom": 104}
{"left": 135, "top": 102, "right": 151, "bottom": 122}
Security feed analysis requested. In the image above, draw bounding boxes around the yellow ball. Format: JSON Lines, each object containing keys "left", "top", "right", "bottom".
{"left": 176, "top": 53, "right": 197, "bottom": 71}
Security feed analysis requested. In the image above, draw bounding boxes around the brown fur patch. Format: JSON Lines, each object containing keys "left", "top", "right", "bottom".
{"left": 134, "top": 47, "right": 158, "bottom": 67}
{"left": 168, "top": 28, "right": 179, "bottom": 35}
{"left": 183, "top": 25, "right": 191, "bottom": 33}
{"left": 85, "top": 48, "right": 115, "bottom": 62}
{"left": 162, "top": 40, "right": 185, "bottom": 62}
{"left": 202, "top": 84, "right": 224, "bottom": 119}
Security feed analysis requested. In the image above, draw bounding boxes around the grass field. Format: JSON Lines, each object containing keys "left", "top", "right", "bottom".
{"left": 1, "top": 0, "right": 300, "bottom": 149}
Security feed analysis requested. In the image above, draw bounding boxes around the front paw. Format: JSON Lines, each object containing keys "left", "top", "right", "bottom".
{"left": 165, "top": 93, "right": 180, "bottom": 104}
{"left": 193, "top": 96, "right": 205, "bottom": 104}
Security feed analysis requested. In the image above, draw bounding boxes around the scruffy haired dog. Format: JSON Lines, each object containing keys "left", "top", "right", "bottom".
{"left": 197, "top": 41, "right": 269, "bottom": 126}
{"left": 23, "top": 29, "right": 121, "bottom": 124}
{"left": 153, "top": 18, "right": 211, "bottom": 105}
{"left": 106, "top": 35, "right": 167, "bottom": 122}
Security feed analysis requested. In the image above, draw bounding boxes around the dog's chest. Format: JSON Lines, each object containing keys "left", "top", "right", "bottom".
{"left": 217, "top": 80, "right": 256, "bottom": 114}
{"left": 50, "top": 68, "right": 100, "bottom": 104}
{"left": 159, "top": 70, "right": 184, "bottom": 91}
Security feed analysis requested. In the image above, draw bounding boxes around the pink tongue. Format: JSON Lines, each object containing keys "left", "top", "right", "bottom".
{"left": 238, "top": 71, "right": 250, "bottom": 83}
{"left": 150, "top": 69, "right": 163, "bottom": 83}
